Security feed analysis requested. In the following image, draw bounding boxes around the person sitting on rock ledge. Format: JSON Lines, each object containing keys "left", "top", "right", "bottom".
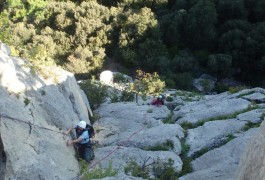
{"left": 64, "top": 121, "right": 94, "bottom": 163}
{"left": 151, "top": 95, "right": 164, "bottom": 106}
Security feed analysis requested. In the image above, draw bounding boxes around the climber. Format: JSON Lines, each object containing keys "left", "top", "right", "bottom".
{"left": 64, "top": 121, "right": 95, "bottom": 163}
{"left": 151, "top": 95, "right": 164, "bottom": 106}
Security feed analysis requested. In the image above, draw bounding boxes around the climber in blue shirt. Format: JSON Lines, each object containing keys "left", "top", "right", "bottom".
{"left": 64, "top": 121, "right": 94, "bottom": 163}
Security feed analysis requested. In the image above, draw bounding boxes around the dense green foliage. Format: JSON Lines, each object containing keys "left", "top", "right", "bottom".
{"left": 131, "top": 70, "right": 165, "bottom": 96}
{"left": 1, "top": 0, "right": 265, "bottom": 88}
{"left": 79, "top": 79, "right": 108, "bottom": 110}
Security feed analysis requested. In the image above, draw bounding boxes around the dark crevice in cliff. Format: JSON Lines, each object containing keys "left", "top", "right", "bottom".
{"left": 0, "top": 134, "right": 6, "bottom": 179}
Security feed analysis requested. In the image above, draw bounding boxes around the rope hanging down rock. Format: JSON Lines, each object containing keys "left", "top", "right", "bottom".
{"left": 0, "top": 108, "right": 152, "bottom": 180}
{"left": 0, "top": 113, "right": 64, "bottom": 135}
{"left": 71, "top": 110, "right": 151, "bottom": 180}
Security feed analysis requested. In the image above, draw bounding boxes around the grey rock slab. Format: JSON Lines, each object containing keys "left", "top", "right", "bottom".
{"left": 180, "top": 128, "right": 257, "bottom": 180}
{"left": 93, "top": 146, "right": 183, "bottom": 173}
{"left": 96, "top": 102, "right": 170, "bottom": 121}
{"left": 97, "top": 175, "right": 144, "bottom": 180}
{"left": 0, "top": 45, "right": 93, "bottom": 179}
{"left": 0, "top": 104, "right": 80, "bottom": 179}
{"left": 174, "top": 98, "right": 250, "bottom": 124}
{"left": 186, "top": 119, "right": 247, "bottom": 156}
{"left": 242, "top": 92, "right": 265, "bottom": 103}
{"left": 236, "top": 109, "right": 265, "bottom": 123}
{"left": 0, "top": 43, "right": 11, "bottom": 55}
{"left": 94, "top": 102, "right": 183, "bottom": 154}
{"left": 235, "top": 121, "right": 265, "bottom": 180}
{"left": 229, "top": 88, "right": 265, "bottom": 99}
{"left": 121, "top": 124, "right": 184, "bottom": 154}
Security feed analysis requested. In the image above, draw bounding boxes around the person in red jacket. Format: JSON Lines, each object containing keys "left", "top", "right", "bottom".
{"left": 151, "top": 95, "right": 164, "bottom": 106}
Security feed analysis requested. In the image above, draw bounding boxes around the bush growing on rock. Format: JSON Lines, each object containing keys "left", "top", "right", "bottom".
{"left": 80, "top": 160, "right": 117, "bottom": 179}
{"left": 124, "top": 158, "right": 178, "bottom": 180}
{"left": 79, "top": 79, "right": 108, "bottom": 110}
{"left": 130, "top": 70, "right": 165, "bottom": 97}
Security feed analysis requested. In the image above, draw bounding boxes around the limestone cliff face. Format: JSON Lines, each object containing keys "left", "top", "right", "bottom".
{"left": 0, "top": 43, "right": 92, "bottom": 179}
{"left": 235, "top": 122, "right": 265, "bottom": 180}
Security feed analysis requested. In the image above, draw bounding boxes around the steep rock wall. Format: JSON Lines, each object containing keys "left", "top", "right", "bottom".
{"left": 0, "top": 43, "right": 92, "bottom": 179}
{"left": 235, "top": 122, "right": 265, "bottom": 180}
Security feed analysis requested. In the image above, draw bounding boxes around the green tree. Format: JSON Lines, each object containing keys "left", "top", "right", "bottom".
{"left": 173, "top": 72, "right": 193, "bottom": 90}
{"left": 171, "top": 50, "right": 198, "bottom": 73}
{"left": 159, "top": 9, "right": 186, "bottom": 53}
{"left": 219, "top": 21, "right": 265, "bottom": 84}
{"left": 6, "top": 0, "right": 48, "bottom": 22}
{"left": 207, "top": 54, "right": 232, "bottom": 79}
{"left": 131, "top": 70, "right": 165, "bottom": 97}
{"left": 0, "top": 11, "right": 11, "bottom": 43}
{"left": 216, "top": 0, "right": 248, "bottom": 23}
{"left": 118, "top": 7, "right": 168, "bottom": 70}
{"left": 184, "top": 0, "right": 217, "bottom": 50}
{"left": 245, "top": 0, "right": 265, "bottom": 22}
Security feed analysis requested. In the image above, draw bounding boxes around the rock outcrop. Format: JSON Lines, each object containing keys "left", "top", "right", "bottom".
{"left": 235, "top": 122, "right": 265, "bottom": 180}
{"left": 172, "top": 88, "right": 265, "bottom": 180}
{"left": 0, "top": 43, "right": 92, "bottom": 179}
{"left": 180, "top": 128, "right": 257, "bottom": 180}
{"left": 1, "top": 42, "right": 265, "bottom": 179}
{"left": 88, "top": 87, "right": 265, "bottom": 179}
{"left": 92, "top": 102, "right": 184, "bottom": 175}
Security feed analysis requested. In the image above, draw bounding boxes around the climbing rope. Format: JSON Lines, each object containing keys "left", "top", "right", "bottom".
{"left": 0, "top": 107, "right": 153, "bottom": 180}
{"left": 0, "top": 113, "right": 64, "bottom": 135}
{"left": 71, "top": 109, "right": 152, "bottom": 180}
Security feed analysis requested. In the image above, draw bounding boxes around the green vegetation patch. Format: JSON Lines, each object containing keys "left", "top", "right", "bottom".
{"left": 79, "top": 80, "right": 108, "bottom": 110}
{"left": 144, "top": 140, "right": 174, "bottom": 151}
{"left": 174, "top": 91, "right": 203, "bottom": 101}
{"left": 205, "top": 105, "right": 257, "bottom": 121}
{"left": 110, "top": 90, "right": 135, "bottom": 103}
{"left": 228, "top": 86, "right": 248, "bottom": 94}
{"left": 113, "top": 73, "right": 128, "bottom": 83}
{"left": 180, "top": 106, "right": 257, "bottom": 130}
{"left": 238, "top": 91, "right": 256, "bottom": 98}
{"left": 177, "top": 136, "right": 192, "bottom": 177}
{"left": 191, "top": 133, "right": 236, "bottom": 159}
{"left": 166, "top": 96, "right": 174, "bottom": 102}
{"left": 124, "top": 158, "right": 178, "bottom": 180}
{"left": 90, "top": 113, "right": 101, "bottom": 124}
{"left": 241, "top": 122, "right": 261, "bottom": 131}
{"left": 180, "top": 121, "right": 204, "bottom": 130}
{"left": 24, "top": 97, "right": 30, "bottom": 106}
{"left": 80, "top": 161, "right": 117, "bottom": 180}
{"left": 124, "top": 160, "right": 150, "bottom": 179}
{"left": 163, "top": 112, "right": 175, "bottom": 124}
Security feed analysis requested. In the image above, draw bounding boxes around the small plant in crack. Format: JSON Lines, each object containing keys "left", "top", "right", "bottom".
{"left": 177, "top": 132, "right": 193, "bottom": 177}
{"left": 163, "top": 112, "right": 175, "bottom": 124}
{"left": 24, "top": 98, "right": 30, "bottom": 106}
{"left": 147, "top": 108, "right": 153, "bottom": 113}
{"left": 124, "top": 157, "right": 178, "bottom": 179}
{"left": 192, "top": 133, "right": 236, "bottom": 159}
{"left": 241, "top": 122, "right": 261, "bottom": 131}
{"left": 40, "top": 90, "right": 46, "bottom": 96}
{"left": 144, "top": 140, "right": 174, "bottom": 151}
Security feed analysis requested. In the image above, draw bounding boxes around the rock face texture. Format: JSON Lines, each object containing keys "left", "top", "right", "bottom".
{"left": 90, "top": 86, "right": 265, "bottom": 179}
{"left": 180, "top": 129, "right": 257, "bottom": 180}
{"left": 1, "top": 43, "right": 265, "bottom": 179}
{"left": 235, "top": 123, "right": 265, "bottom": 180}
{"left": 171, "top": 88, "right": 265, "bottom": 180}
{"left": 0, "top": 43, "right": 92, "bottom": 179}
{"left": 92, "top": 102, "right": 184, "bottom": 175}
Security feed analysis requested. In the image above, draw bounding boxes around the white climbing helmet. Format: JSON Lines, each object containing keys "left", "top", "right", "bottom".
{"left": 78, "top": 121, "right": 86, "bottom": 129}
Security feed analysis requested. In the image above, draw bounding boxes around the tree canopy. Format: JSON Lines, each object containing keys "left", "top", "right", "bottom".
{"left": 1, "top": 0, "right": 265, "bottom": 88}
